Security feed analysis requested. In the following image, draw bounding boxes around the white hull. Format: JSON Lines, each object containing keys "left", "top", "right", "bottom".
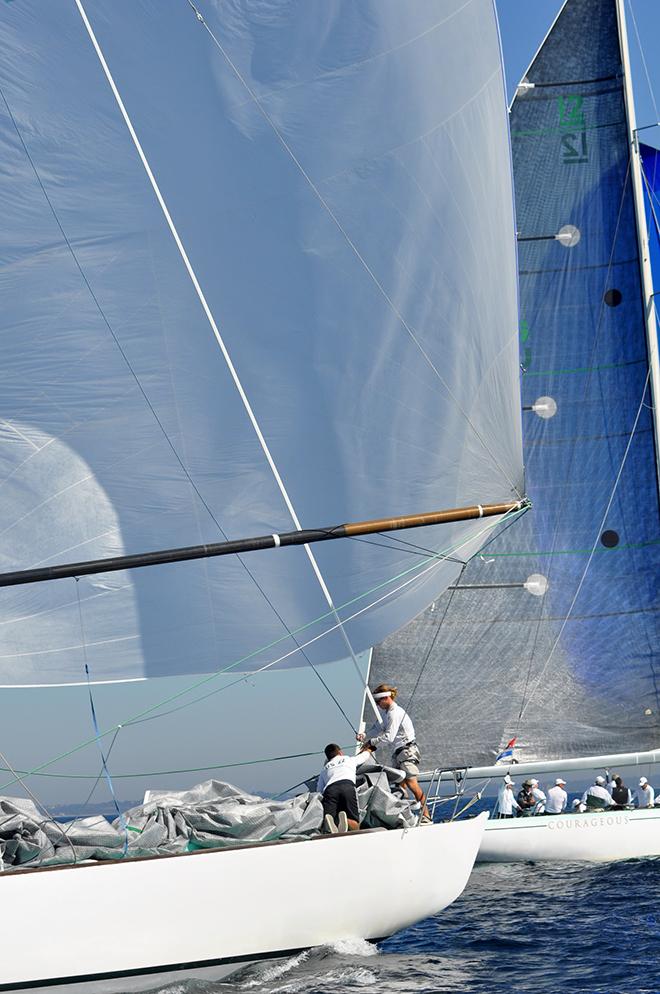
{"left": 0, "top": 815, "right": 486, "bottom": 992}
{"left": 477, "top": 808, "right": 660, "bottom": 863}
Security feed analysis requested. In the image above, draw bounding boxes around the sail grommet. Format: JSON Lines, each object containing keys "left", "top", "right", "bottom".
{"left": 532, "top": 396, "right": 557, "bottom": 419}
{"left": 555, "top": 224, "right": 580, "bottom": 247}
{"left": 524, "top": 573, "right": 548, "bottom": 597}
{"left": 604, "top": 288, "right": 623, "bottom": 307}
{"left": 600, "top": 530, "right": 619, "bottom": 548}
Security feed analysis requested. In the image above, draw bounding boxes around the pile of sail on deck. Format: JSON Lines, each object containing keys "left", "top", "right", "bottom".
{"left": 0, "top": 0, "right": 522, "bottom": 687}
{"left": 370, "top": 0, "right": 660, "bottom": 770}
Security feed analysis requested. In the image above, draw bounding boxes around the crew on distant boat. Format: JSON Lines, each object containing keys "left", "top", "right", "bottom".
{"left": 635, "top": 776, "right": 655, "bottom": 808}
{"left": 516, "top": 780, "right": 536, "bottom": 816}
{"left": 494, "top": 775, "right": 520, "bottom": 818}
{"left": 545, "top": 778, "right": 568, "bottom": 814}
{"left": 317, "top": 744, "right": 363, "bottom": 834}
{"left": 610, "top": 776, "right": 632, "bottom": 809}
{"left": 530, "top": 778, "right": 546, "bottom": 814}
{"left": 579, "top": 775, "right": 614, "bottom": 812}
{"left": 358, "top": 683, "right": 431, "bottom": 823}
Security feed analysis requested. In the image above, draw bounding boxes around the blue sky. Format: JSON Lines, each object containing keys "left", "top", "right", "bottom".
{"left": 2, "top": 1, "right": 659, "bottom": 808}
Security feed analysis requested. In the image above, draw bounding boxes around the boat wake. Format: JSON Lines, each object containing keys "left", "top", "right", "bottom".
{"left": 238, "top": 950, "right": 310, "bottom": 988}
{"left": 229, "top": 940, "right": 379, "bottom": 992}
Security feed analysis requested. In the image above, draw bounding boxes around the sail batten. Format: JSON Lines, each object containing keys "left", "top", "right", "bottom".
{"left": 0, "top": 0, "right": 522, "bottom": 685}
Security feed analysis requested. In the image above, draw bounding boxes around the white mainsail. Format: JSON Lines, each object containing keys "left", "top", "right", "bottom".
{"left": 0, "top": 0, "right": 523, "bottom": 686}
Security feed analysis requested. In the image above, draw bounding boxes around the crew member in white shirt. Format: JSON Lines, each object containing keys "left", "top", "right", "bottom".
{"left": 635, "top": 776, "right": 655, "bottom": 808}
{"left": 545, "top": 778, "right": 568, "bottom": 814}
{"left": 317, "top": 744, "right": 366, "bottom": 833}
{"left": 495, "top": 775, "right": 520, "bottom": 818}
{"left": 579, "top": 775, "right": 614, "bottom": 812}
{"left": 530, "top": 778, "right": 546, "bottom": 814}
{"left": 358, "top": 683, "right": 430, "bottom": 822}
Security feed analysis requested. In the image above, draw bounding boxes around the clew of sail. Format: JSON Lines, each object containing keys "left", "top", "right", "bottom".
{"left": 369, "top": 0, "right": 660, "bottom": 771}
{"left": 0, "top": 0, "right": 522, "bottom": 686}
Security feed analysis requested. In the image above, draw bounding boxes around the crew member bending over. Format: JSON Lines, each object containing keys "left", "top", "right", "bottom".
{"left": 317, "top": 744, "right": 363, "bottom": 834}
{"left": 579, "top": 775, "right": 614, "bottom": 812}
{"left": 358, "top": 683, "right": 431, "bottom": 823}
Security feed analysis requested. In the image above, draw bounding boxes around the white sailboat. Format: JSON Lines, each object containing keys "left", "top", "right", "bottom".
{"left": 369, "top": 0, "right": 660, "bottom": 864}
{"left": 0, "top": 0, "right": 525, "bottom": 988}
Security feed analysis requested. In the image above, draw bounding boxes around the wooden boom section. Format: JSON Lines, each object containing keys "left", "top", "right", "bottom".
{"left": 0, "top": 500, "right": 527, "bottom": 587}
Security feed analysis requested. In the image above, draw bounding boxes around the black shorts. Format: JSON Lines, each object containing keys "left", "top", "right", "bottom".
{"left": 322, "top": 779, "right": 359, "bottom": 823}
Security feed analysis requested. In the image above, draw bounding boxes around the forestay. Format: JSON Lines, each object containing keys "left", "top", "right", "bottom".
{"left": 0, "top": 1, "right": 521, "bottom": 684}
{"left": 370, "top": 0, "right": 660, "bottom": 769}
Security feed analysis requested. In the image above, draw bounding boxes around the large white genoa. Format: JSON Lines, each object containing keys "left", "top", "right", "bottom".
{"left": 477, "top": 808, "right": 660, "bottom": 863}
{"left": 0, "top": 815, "right": 486, "bottom": 992}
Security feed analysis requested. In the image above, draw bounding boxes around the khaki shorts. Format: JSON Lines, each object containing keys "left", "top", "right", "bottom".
{"left": 394, "top": 743, "right": 421, "bottom": 778}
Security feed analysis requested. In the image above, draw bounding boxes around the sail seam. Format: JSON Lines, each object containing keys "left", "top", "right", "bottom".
{"left": 73, "top": 0, "right": 374, "bottom": 713}
{"left": 519, "top": 369, "right": 652, "bottom": 720}
{"left": 185, "top": 1, "right": 523, "bottom": 501}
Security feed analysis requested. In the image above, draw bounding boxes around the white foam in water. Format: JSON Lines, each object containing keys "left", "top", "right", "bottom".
{"left": 268, "top": 967, "right": 378, "bottom": 994}
{"left": 326, "top": 937, "right": 378, "bottom": 958}
{"left": 240, "top": 950, "right": 310, "bottom": 988}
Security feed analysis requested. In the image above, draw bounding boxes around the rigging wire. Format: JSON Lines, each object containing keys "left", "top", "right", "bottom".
{"left": 75, "top": 0, "right": 373, "bottom": 725}
{"left": 405, "top": 564, "right": 467, "bottom": 714}
{"left": 0, "top": 509, "right": 520, "bottom": 793}
{"left": 76, "top": 580, "right": 129, "bottom": 852}
{"left": 627, "top": 0, "right": 660, "bottom": 123}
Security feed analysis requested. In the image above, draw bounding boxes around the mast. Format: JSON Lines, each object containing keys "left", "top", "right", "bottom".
{"left": 616, "top": 0, "right": 660, "bottom": 494}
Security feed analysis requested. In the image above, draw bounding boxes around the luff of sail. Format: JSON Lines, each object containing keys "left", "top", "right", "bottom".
{"left": 369, "top": 0, "right": 660, "bottom": 768}
{"left": 0, "top": 0, "right": 522, "bottom": 685}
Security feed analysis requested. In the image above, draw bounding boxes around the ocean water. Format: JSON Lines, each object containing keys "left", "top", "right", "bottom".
{"left": 149, "top": 857, "right": 659, "bottom": 994}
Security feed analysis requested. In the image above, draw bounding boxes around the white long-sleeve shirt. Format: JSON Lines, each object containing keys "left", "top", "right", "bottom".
{"left": 531, "top": 786, "right": 546, "bottom": 814}
{"left": 495, "top": 784, "right": 520, "bottom": 816}
{"left": 316, "top": 754, "right": 366, "bottom": 795}
{"left": 365, "top": 702, "right": 415, "bottom": 754}
{"left": 580, "top": 784, "right": 613, "bottom": 810}
{"left": 635, "top": 784, "right": 655, "bottom": 808}
{"left": 545, "top": 785, "right": 567, "bottom": 814}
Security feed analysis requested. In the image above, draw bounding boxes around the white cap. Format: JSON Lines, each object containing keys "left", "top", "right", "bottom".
{"left": 639, "top": 776, "right": 648, "bottom": 786}
{"left": 555, "top": 778, "right": 566, "bottom": 785}
{"left": 503, "top": 775, "right": 513, "bottom": 785}
{"left": 530, "top": 778, "right": 539, "bottom": 786}
{"left": 595, "top": 775, "right": 605, "bottom": 785}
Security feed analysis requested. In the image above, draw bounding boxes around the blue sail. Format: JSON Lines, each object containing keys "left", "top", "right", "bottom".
{"left": 641, "top": 143, "right": 660, "bottom": 289}
{"left": 370, "top": 0, "right": 660, "bottom": 767}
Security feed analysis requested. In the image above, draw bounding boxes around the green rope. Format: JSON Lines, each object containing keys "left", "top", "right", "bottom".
{"left": 0, "top": 507, "right": 525, "bottom": 792}
{"left": 0, "top": 748, "right": 326, "bottom": 780}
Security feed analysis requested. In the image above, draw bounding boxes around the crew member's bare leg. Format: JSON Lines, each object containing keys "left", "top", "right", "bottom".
{"left": 405, "top": 776, "right": 431, "bottom": 820}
